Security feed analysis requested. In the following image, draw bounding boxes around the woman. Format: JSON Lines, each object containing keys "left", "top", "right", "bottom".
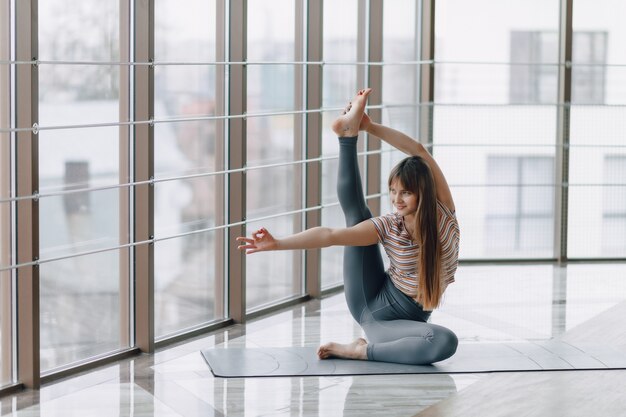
{"left": 237, "top": 88, "right": 460, "bottom": 365}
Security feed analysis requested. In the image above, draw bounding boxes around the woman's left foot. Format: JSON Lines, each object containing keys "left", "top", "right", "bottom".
{"left": 331, "top": 88, "right": 372, "bottom": 137}
{"left": 317, "top": 338, "right": 368, "bottom": 360}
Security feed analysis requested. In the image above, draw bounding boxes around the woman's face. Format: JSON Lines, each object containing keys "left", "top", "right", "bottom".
{"left": 389, "top": 178, "right": 418, "bottom": 216}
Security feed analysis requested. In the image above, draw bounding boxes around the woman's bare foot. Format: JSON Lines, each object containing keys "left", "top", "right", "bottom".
{"left": 331, "top": 88, "right": 372, "bottom": 137}
{"left": 317, "top": 338, "right": 368, "bottom": 360}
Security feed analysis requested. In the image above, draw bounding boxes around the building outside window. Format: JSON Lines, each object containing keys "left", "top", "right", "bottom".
{"left": 602, "top": 155, "right": 626, "bottom": 254}
{"left": 510, "top": 31, "right": 607, "bottom": 104}
{"left": 485, "top": 155, "right": 554, "bottom": 255}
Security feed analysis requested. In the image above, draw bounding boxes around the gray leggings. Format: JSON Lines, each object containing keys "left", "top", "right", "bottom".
{"left": 337, "top": 137, "right": 458, "bottom": 365}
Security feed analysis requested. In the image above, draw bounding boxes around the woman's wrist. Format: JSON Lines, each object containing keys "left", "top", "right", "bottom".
{"left": 364, "top": 121, "right": 379, "bottom": 135}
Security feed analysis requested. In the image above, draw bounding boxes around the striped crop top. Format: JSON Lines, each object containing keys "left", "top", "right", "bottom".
{"left": 369, "top": 200, "right": 460, "bottom": 298}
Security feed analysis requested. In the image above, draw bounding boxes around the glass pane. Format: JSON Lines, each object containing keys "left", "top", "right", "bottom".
{"left": 155, "top": 0, "right": 216, "bottom": 120}
{"left": 246, "top": 214, "right": 302, "bottom": 310}
{"left": 487, "top": 186, "right": 518, "bottom": 216}
{"left": 320, "top": 205, "right": 345, "bottom": 289}
{"left": 521, "top": 157, "right": 554, "bottom": 214}
{"left": 568, "top": 186, "right": 603, "bottom": 257}
{"left": 383, "top": 0, "right": 419, "bottom": 108}
{"left": 488, "top": 156, "right": 519, "bottom": 185}
{"left": 155, "top": 231, "right": 223, "bottom": 337}
{"left": 569, "top": 105, "right": 626, "bottom": 258}
{"left": 436, "top": 0, "right": 559, "bottom": 62}
{"left": 573, "top": 0, "right": 626, "bottom": 105}
{"left": 39, "top": 1, "right": 119, "bottom": 61}
{"left": 155, "top": 176, "right": 218, "bottom": 238}
{"left": 248, "top": 0, "right": 295, "bottom": 114}
{"left": 154, "top": 121, "right": 220, "bottom": 178}
{"left": 38, "top": 126, "right": 120, "bottom": 193}
{"left": 436, "top": 0, "right": 559, "bottom": 104}
{"left": 601, "top": 217, "right": 626, "bottom": 255}
{"left": 39, "top": 188, "right": 119, "bottom": 261}
{"left": 521, "top": 186, "right": 554, "bottom": 214}
{"left": 484, "top": 218, "right": 517, "bottom": 253}
{"left": 39, "top": 1, "right": 119, "bottom": 126}
{"left": 519, "top": 217, "right": 553, "bottom": 251}
{"left": 247, "top": 115, "right": 296, "bottom": 166}
{"left": 40, "top": 250, "right": 122, "bottom": 372}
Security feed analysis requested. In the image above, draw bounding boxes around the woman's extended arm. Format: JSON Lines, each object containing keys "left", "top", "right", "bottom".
{"left": 362, "top": 115, "right": 455, "bottom": 212}
{"left": 237, "top": 220, "right": 379, "bottom": 254}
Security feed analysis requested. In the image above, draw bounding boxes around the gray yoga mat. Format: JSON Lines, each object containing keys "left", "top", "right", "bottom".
{"left": 200, "top": 341, "right": 626, "bottom": 377}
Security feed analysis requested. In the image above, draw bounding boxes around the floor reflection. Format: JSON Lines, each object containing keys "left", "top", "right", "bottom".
{"left": 1, "top": 263, "right": 625, "bottom": 416}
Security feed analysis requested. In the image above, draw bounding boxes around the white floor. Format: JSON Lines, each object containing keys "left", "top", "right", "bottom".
{"left": 1, "top": 263, "right": 626, "bottom": 416}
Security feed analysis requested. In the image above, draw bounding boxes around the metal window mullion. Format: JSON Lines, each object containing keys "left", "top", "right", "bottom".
{"left": 412, "top": 3, "right": 420, "bottom": 137}
{"left": 304, "top": 0, "right": 323, "bottom": 298}
{"left": 515, "top": 158, "right": 523, "bottom": 251}
{"left": 15, "top": 0, "right": 39, "bottom": 389}
{"left": 227, "top": 0, "right": 247, "bottom": 323}
{"left": 293, "top": 0, "right": 305, "bottom": 297}
{"left": 215, "top": 0, "right": 226, "bottom": 322}
{"left": 357, "top": 0, "right": 367, "bottom": 187}
{"left": 366, "top": 0, "right": 383, "bottom": 217}
{"left": 555, "top": 0, "right": 573, "bottom": 263}
{"left": 133, "top": 0, "right": 155, "bottom": 353}
{"left": 419, "top": 0, "right": 435, "bottom": 145}
{"left": 0, "top": 0, "right": 12, "bottom": 385}
{"left": 118, "top": 0, "right": 131, "bottom": 351}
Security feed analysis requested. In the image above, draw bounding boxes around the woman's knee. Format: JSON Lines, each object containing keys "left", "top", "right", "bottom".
{"left": 431, "top": 327, "right": 458, "bottom": 362}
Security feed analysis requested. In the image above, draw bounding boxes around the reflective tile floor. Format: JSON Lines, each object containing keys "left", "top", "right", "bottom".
{"left": 1, "top": 263, "right": 626, "bottom": 416}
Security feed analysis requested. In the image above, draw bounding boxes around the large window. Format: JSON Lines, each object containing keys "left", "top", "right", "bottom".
{"left": 1, "top": 0, "right": 625, "bottom": 390}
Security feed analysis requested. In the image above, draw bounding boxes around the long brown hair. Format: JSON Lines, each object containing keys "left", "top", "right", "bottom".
{"left": 388, "top": 156, "right": 442, "bottom": 310}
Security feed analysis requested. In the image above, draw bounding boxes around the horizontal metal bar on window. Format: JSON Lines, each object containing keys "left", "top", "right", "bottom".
{"left": 5, "top": 101, "right": 626, "bottom": 135}
{"left": 0, "top": 105, "right": 357, "bottom": 134}
{"left": 4, "top": 142, "right": 626, "bottom": 205}
{"left": 0, "top": 200, "right": 347, "bottom": 273}
{"left": 0, "top": 59, "right": 436, "bottom": 66}
{"left": 434, "top": 60, "right": 626, "bottom": 68}
{"left": 1, "top": 174, "right": 624, "bottom": 273}
{"left": 4, "top": 59, "right": 626, "bottom": 69}
{"left": 0, "top": 150, "right": 387, "bottom": 204}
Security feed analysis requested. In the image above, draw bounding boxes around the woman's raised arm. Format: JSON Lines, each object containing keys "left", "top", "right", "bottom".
{"left": 236, "top": 220, "right": 379, "bottom": 254}
{"left": 363, "top": 116, "right": 455, "bottom": 212}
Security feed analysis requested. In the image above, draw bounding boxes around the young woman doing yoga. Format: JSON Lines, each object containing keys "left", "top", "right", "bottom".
{"left": 237, "top": 88, "right": 460, "bottom": 365}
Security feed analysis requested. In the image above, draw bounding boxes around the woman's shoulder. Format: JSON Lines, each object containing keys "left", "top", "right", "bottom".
{"left": 370, "top": 212, "right": 402, "bottom": 230}
{"left": 437, "top": 199, "right": 457, "bottom": 218}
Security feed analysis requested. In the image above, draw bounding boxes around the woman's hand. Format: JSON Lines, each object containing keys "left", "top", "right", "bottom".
{"left": 236, "top": 227, "right": 278, "bottom": 254}
{"left": 359, "top": 112, "right": 372, "bottom": 132}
